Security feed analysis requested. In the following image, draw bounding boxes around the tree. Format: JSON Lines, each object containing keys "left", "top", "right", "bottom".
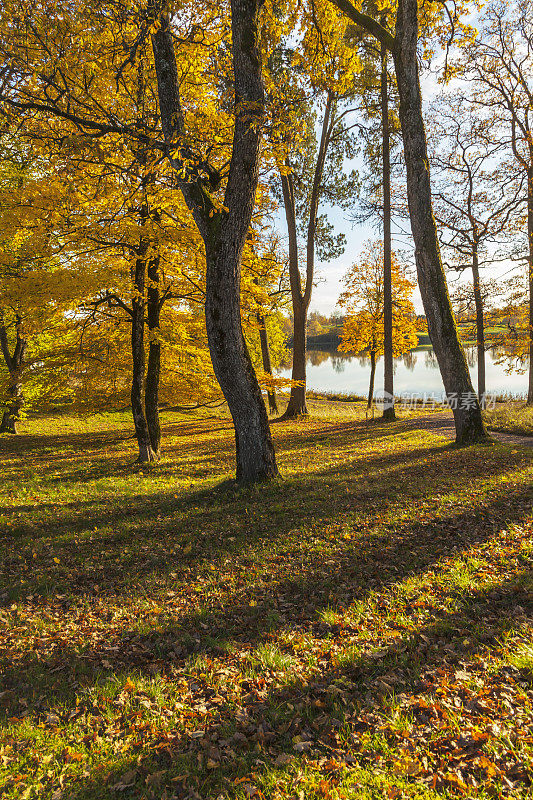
{"left": 0, "top": 0, "right": 280, "bottom": 480}
{"left": 240, "top": 232, "right": 290, "bottom": 416}
{"left": 267, "top": 7, "right": 361, "bottom": 418}
{"left": 491, "top": 274, "right": 532, "bottom": 378}
{"left": 337, "top": 240, "right": 418, "bottom": 407}
{"left": 430, "top": 97, "right": 521, "bottom": 407}
{"left": 460, "top": 0, "right": 533, "bottom": 403}
{"left": 0, "top": 137, "right": 73, "bottom": 433}
{"left": 327, "top": 0, "right": 488, "bottom": 444}
{"left": 344, "top": 17, "right": 405, "bottom": 421}
{"left": 381, "top": 34, "right": 395, "bottom": 420}
{"left": 0, "top": 145, "right": 29, "bottom": 433}
{"left": 0, "top": 311, "right": 26, "bottom": 433}
{"left": 150, "top": 0, "right": 279, "bottom": 480}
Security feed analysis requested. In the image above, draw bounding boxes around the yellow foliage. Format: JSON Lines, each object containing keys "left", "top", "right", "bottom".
{"left": 338, "top": 240, "right": 418, "bottom": 358}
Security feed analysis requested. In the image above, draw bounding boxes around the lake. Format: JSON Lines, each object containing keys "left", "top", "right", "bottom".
{"left": 278, "top": 346, "right": 529, "bottom": 400}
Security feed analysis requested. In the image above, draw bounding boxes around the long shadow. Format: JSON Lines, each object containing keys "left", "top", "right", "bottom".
{"left": 1, "top": 478, "right": 531, "bottom": 716}
{"left": 0, "top": 438, "right": 447, "bottom": 524}
{"left": 0, "top": 440, "right": 530, "bottom": 607}
{"left": 0, "top": 414, "right": 454, "bottom": 486}
{"left": 0, "top": 429, "right": 131, "bottom": 457}
{"left": 1, "top": 415, "right": 531, "bottom": 798}
{"left": 6, "top": 566, "right": 532, "bottom": 799}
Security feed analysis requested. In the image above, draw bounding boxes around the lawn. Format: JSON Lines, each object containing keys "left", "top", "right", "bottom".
{"left": 483, "top": 404, "right": 533, "bottom": 437}
{"left": 0, "top": 407, "right": 532, "bottom": 800}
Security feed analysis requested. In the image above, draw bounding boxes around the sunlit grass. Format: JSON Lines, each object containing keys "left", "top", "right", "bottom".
{"left": 484, "top": 402, "right": 533, "bottom": 436}
{"left": 0, "top": 409, "right": 531, "bottom": 799}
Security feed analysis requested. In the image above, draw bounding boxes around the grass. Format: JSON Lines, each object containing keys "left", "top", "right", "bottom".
{"left": 484, "top": 402, "right": 533, "bottom": 436}
{"left": 0, "top": 405, "right": 532, "bottom": 799}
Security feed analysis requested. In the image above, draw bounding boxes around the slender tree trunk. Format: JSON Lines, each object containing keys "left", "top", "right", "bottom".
{"left": 257, "top": 312, "right": 278, "bottom": 414}
{"left": 285, "top": 298, "right": 309, "bottom": 417}
{"left": 280, "top": 172, "right": 309, "bottom": 418}
{"left": 145, "top": 254, "right": 161, "bottom": 458}
{"left": 152, "top": 0, "right": 278, "bottom": 482}
{"left": 0, "top": 315, "right": 26, "bottom": 434}
{"left": 367, "top": 349, "right": 377, "bottom": 409}
{"left": 527, "top": 167, "right": 533, "bottom": 406}
{"left": 131, "top": 248, "right": 156, "bottom": 463}
{"left": 393, "top": 0, "right": 487, "bottom": 444}
{"left": 281, "top": 94, "right": 334, "bottom": 419}
{"left": 381, "top": 37, "right": 395, "bottom": 421}
{"left": 471, "top": 244, "right": 486, "bottom": 409}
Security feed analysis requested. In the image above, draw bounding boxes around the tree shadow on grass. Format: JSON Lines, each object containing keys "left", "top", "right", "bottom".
{"left": 1, "top": 418, "right": 532, "bottom": 797}
{"left": 1, "top": 476, "right": 531, "bottom": 714}
{"left": 7, "top": 566, "right": 531, "bottom": 799}
{"left": 0, "top": 413, "right": 458, "bottom": 486}
{"left": 0, "top": 438, "right": 530, "bottom": 607}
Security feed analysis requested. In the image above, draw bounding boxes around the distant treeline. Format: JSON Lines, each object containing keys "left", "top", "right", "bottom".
{"left": 287, "top": 330, "right": 433, "bottom": 350}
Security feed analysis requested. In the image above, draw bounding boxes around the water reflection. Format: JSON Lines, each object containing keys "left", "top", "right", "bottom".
{"left": 402, "top": 350, "right": 417, "bottom": 372}
{"left": 331, "top": 355, "right": 347, "bottom": 373}
{"left": 308, "top": 350, "right": 331, "bottom": 367}
{"left": 278, "top": 346, "right": 529, "bottom": 397}
{"left": 424, "top": 349, "right": 438, "bottom": 369}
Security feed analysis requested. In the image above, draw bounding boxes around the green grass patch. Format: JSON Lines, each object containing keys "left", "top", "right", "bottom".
{"left": 484, "top": 402, "right": 533, "bottom": 436}
{"left": 0, "top": 409, "right": 532, "bottom": 799}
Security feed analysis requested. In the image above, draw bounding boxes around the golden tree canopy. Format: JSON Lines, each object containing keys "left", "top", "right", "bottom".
{"left": 338, "top": 240, "right": 418, "bottom": 357}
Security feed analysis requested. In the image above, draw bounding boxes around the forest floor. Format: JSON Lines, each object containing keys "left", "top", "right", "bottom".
{"left": 1, "top": 404, "right": 532, "bottom": 800}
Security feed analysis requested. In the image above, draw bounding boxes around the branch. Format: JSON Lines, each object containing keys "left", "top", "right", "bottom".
{"left": 328, "top": 0, "right": 396, "bottom": 52}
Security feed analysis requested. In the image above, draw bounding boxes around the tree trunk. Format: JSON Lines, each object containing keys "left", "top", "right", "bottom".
{"left": 131, "top": 249, "right": 156, "bottom": 463}
{"left": 0, "top": 410, "right": 17, "bottom": 433}
{"left": 280, "top": 172, "right": 309, "bottom": 418}
{"left": 393, "top": 0, "right": 487, "bottom": 444}
{"left": 145, "top": 254, "right": 162, "bottom": 458}
{"left": 0, "top": 315, "right": 26, "bottom": 434}
{"left": 280, "top": 94, "right": 334, "bottom": 419}
{"left": 284, "top": 297, "right": 309, "bottom": 417}
{"left": 0, "top": 384, "right": 23, "bottom": 433}
{"left": 471, "top": 244, "right": 486, "bottom": 409}
{"left": 527, "top": 167, "right": 533, "bottom": 406}
{"left": 381, "top": 37, "right": 395, "bottom": 421}
{"left": 205, "top": 239, "right": 278, "bottom": 482}
{"left": 151, "top": 0, "right": 278, "bottom": 482}
{"left": 0, "top": 378, "right": 23, "bottom": 433}
{"left": 257, "top": 312, "right": 278, "bottom": 414}
{"left": 367, "top": 349, "right": 377, "bottom": 409}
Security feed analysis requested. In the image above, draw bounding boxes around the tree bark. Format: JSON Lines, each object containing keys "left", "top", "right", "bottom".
{"left": 328, "top": 0, "right": 488, "bottom": 443}
{"left": 471, "top": 244, "right": 486, "bottom": 408}
{"left": 0, "top": 314, "right": 26, "bottom": 434}
{"left": 257, "top": 312, "right": 278, "bottom": 414}
{"left": 205, "top": 236, "right": 278, "bottom": 482}
{"left": 145, "top": 254, "right": 162, "bottom": 458}
{"left": 0, "top": 385, "right": 23, "bottom": 433}
{"left": 151, "top": 0, "right": 278, "bottom": 482}
{"left": 381, "top": 37, "right": 395, "bottom": 421}
{"left": 527, "top": 166, "right": 533, "bottom": 406}
{"left": 368, "top": 349, "right": 377, "bottom": 409}
{"left": 285, "top": 297, "right": 309, "bottom": 417}
{"left": 131, "top": 247, "right": 157, "bottom": 463}
{"left": 393, "top": 0, "right": 487, "bottom": 444}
